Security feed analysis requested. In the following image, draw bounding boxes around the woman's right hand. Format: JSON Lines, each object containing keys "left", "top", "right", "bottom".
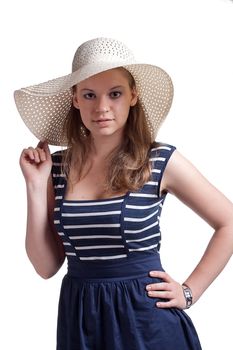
{"left": 19, "top": 141, "right": 52, "bottom": 187}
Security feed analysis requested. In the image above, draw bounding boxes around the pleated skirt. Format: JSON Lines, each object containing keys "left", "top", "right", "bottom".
{"left": 57, "top": 254, "right": 202, "bottom": 350}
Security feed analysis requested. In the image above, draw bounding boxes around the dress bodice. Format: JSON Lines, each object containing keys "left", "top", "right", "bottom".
{"left": 52, "top": 143, "right": 176, "bottom": 262}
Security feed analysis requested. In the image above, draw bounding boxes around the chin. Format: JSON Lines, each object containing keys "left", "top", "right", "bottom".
{"left": 98, "top": 128, "right": 116, "bottom": 136}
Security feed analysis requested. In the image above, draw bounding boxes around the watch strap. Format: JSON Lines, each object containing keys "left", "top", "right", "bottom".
{"left": 182, "top": 284, "right": 193, "bottom": 309}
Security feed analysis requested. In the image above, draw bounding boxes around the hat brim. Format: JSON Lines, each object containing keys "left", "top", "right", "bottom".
{"left": 14, "top": 63, "right": 173, "bottom": 146}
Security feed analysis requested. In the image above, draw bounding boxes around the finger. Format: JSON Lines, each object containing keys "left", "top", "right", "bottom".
{"left": 43, "top": 141, "right": 51, "bottom": 159}
{"left": 37, "top": 141, "right": 51, "bottom": 159}
{"left": 35, "top": 147, "right": 46, "bottom": 161}
{"left": 149, "top": 270, "right": 172, "bottom": 282}
{"left": 148, "top": 290, "right": 172, "bottom": 299}
{"left": 37, "top": 140, "right": 46, "bottom": 149}
{"left": 27, "top": 147, "right": 42, "bottom": 164}
{"left": 23, "top": 148, "right": 35, "bottom": 161}
{"left": 156, "top": 300, "right": 176, "bottom": 309}
{"left": 146, "top": 282, "right": 170, "bottom": 291}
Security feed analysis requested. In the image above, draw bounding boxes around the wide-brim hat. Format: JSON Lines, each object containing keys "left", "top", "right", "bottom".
{"left": 14, "top": 37, "right": 174, "bottom": 146}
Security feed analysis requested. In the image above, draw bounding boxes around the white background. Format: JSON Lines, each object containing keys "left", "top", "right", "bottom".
{"left": 1, "top": 0, "right": 233, "bottom": 349}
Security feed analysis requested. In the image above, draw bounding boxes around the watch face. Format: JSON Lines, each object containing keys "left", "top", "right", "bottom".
{"left": 183, "top": 287, "right": 192, "bottom": 308}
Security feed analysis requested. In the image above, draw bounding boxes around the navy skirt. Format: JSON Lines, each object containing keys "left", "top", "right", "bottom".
{"left": 57, "top": 254, "right": 202, "bottom": 350}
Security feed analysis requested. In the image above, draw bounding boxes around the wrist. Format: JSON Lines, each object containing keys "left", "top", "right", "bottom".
{"left": 26, "top": 179, "right": 49, "bottom": 192}
{"left": 26, "top": 182, "right": 48, "bottom": 203}
{"left": 182, "top": 283, "right": 193, "bottom": 309}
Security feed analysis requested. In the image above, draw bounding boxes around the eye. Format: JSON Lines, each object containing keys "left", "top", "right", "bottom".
{"left": 83, "top": 92, "right": 96, "bottom": 100}
{"left": 109, "top": 91, "right": 122, "bottom": 99}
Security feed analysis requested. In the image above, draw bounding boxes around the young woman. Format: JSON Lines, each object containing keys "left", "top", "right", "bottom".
{"left": 15, "top": 37, "right": 233, "bottom": 350}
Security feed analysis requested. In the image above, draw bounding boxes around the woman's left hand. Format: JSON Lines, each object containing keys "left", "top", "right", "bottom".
{"left": 146, "top": 271, "right": 187, "bottom": 309}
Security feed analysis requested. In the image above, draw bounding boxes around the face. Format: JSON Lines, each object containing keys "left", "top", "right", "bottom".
{"left": 73, "top": 68, "right": 138, "bottom": 139}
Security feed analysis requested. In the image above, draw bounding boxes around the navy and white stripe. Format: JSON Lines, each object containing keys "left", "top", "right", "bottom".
{"left": 51, "top": 143, "right": 176, "bottom": 261}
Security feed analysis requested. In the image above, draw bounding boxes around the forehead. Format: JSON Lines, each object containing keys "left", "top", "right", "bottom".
{"left": 78, "top": 68, "right": 131, "bottom": 89}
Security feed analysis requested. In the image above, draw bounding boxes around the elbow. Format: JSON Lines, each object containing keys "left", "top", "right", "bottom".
{"left": 26, "top": 256, "right": 62, "bottom": 279}
{"left": 26, "top": 248, "right": 65, "bottom": 280}
{"left": 34, "top": 255, "right": 65, "bottom": 279}
{"left": 37, "top": 269, "right": 54, "bottom": 280}
{"left": 35, "top": 267, "right": 59, "bottom": 280}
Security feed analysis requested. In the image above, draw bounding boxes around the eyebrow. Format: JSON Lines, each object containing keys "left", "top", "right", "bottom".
{"left": 81, "top": 85, "right": 124, "bottom": 92}
{"left": 110, "top": 85, "right": 124, "bottom": 90}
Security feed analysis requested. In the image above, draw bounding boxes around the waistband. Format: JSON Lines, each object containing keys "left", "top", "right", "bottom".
{"left": 67, "top": 253, "right": 164, "bottom": 279}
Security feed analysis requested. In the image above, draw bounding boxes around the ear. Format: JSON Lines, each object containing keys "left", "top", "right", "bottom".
{"left": 72, "top": 92, "right": 80, "bottom": 109}
{"left": 130, "top": 87, "right": 138, "bottom": 107}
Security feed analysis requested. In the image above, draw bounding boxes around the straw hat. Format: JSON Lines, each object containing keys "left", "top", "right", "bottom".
{"left": 14, "top": 37, "right": 174, "bottom": 146}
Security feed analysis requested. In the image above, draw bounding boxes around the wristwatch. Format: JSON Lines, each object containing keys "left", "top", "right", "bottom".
{"left": 182, "top": 284, "right": 193, "bottom": 309}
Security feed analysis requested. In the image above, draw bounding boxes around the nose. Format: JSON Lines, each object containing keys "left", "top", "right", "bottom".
{"left": 95, "top": 96, "right": 110, "bottom": 113}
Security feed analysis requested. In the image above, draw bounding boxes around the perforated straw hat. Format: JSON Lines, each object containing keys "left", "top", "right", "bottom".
{"left": 14, "top": 37, "right": 174, "bottom": 146}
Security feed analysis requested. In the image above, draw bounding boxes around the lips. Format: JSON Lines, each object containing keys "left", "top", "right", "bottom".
{"left": 93, "top": 117, "right": 114, "bottom": 123}
{"left": 95, "top": 119, "right": 113, "bottom": 122}
{"left": 93, "top": 118, "right": 114, "bottom": 128}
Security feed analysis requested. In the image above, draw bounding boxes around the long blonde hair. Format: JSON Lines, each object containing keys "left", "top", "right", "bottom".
{"left": 62, "top": 68, "right": 155, "bottom": 193}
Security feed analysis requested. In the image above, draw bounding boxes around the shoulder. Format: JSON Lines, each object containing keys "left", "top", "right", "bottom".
{"left": 51, "top": 149, "right": 68, "bottom": 171}
{"left": 161, "top": 148, "right": 204, "bottom": 195}
{"left": 51, "top": 149, "right": 67, "bottom": 186}
{"left": 149, "top": 142, "right": 176, "bottom": 172}
{"left": 51, "top": 149, "right": 65, "bottom": 163}
{"left": 150, "top": 142, "right": 176, "bottom": 158}
{"left": 161, "top": 148, "right": 233, "bottom": 229}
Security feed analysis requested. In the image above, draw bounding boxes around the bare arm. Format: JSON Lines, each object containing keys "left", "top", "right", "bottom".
{"left": 146, "top": 150, "right": 233, "bottom": 308}
{"left": 20, "top": 142, "right": 65, "bottom": 279}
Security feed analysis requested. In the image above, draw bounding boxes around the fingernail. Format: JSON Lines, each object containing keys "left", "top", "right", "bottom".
{"left": 146, "top": 285, "right": 151, "bottom": 291}
{"left": 149, "top": 271, "right": 156, "bottom": 276}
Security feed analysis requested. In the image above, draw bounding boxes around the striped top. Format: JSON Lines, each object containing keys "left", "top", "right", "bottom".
{"left": 52, "top": 143, "right": 176, "bottom": 261}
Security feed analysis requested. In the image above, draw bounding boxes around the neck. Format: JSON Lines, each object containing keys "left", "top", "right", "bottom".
{"left": 91, "top": 133, "right": 124, "bottom": 158}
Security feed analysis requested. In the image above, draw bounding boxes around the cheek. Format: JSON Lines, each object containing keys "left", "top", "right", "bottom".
{"left": 118, "top": 101, "right": 131, "bottom": 119}
{"left": 78, "top": 109, "right": 91, "bottom": 127}
{"left": 78, "top": 103, "right": 93, "bottom": 118}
